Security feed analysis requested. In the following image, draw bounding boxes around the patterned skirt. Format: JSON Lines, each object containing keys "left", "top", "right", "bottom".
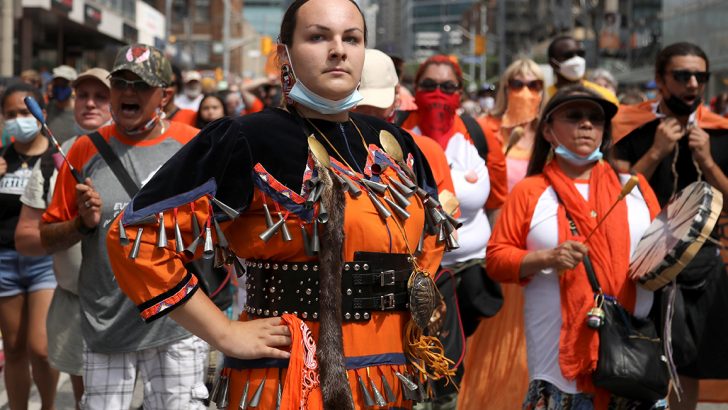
{"left": 522, "top": 379, "right": 661, "bottom": 410}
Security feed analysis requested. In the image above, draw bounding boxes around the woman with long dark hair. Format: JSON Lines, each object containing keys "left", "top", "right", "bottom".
{"left": 487, "top": 85, "right": 661, "bottom": 409}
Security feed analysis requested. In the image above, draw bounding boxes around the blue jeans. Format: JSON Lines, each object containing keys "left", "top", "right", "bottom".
{"left": 0, "top": 247, "right": 56, "bottom": 297}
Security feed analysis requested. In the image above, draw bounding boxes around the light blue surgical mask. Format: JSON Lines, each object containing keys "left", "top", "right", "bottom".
{"left": 4, "top": 117, "right": 41, "bottom": 143}
{"left": 284, "top": 46, "right": 363, "bottom": 115}
{"left": 554, "top": 143, "right": 603, "bottom": 166}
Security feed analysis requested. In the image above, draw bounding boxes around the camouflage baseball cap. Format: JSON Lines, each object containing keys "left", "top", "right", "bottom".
{"left": 110, "top": 44, "right": 172, "bottom": 88}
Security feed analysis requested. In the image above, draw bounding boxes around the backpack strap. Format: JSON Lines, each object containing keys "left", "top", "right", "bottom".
{"left": 460, "top": 113, "right": 488, "bottom": 164}
{"left": 87, "top": 132, "right": 139, "bottom": 197}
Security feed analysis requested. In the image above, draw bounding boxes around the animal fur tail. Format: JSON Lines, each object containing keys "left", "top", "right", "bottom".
{"left": 316, "top": 165, "right": 354, "bottom": 410}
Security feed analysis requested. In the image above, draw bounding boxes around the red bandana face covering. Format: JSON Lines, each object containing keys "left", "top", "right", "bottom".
{"left": 414, "top": 89, "right": 461, "bottom": 149}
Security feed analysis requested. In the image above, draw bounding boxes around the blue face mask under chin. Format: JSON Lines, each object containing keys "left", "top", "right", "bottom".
{"left": 553, "top": 141, "right": 603, "bottom": 167}
{"left": 284, "top": 46, "right": 363, "bottom": 115}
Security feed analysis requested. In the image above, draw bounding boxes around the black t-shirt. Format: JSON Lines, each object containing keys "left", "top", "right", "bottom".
{"left": 0, "top": 144, "right": 44, "bottom": 249}
{"left": 614, "top": 118, "right": 728, "bottom": 207}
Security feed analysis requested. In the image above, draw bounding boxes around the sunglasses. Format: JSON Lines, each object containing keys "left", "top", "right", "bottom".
{"left": 110, "top": 77, "right": 153, "bottom": 92}
{"left": 508, "top": 79, "right": 543, "bottom": 92}
{"left": 671, "top": 70, "right": 711, "bottom": 85}
{"left": 551, "top": 108, "right": 606, "bottom": 126}
{"left": 556, "top": 49, "right": 586, "bottom": 60}
{"left": 418, "top": 79, "right": 460, "bottom": 94}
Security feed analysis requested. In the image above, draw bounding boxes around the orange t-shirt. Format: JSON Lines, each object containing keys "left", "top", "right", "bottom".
{"left": 169, "top": 108, "right": 198, "bottom": 128}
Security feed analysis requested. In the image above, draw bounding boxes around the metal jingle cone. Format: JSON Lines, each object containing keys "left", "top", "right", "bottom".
{"left": 232, "top": 255, "right": 247, "bottom": 278}
{"left": 156, "top": 212, "right": 168, "bottom": 248}
{"left": 423, "top": 195, "right": 441, "bottom": 209}
{"left": 118, "top": 218, "right": 130, "bottom": 246}
{"left": 217, "top": 375, "right": 230, "bottom": 409}
{"left": 394, "top": 167, "right": 417, "bottom": 189}
{"left": 368, "top": 373, "right": 387, "bottom": 406}
{"left": 357, "top": 372, "right": 375, "bottom": 407}
{"left": 428, "top": 206, "right": 446, "bottom": 226}
{"left": 301, "top": 225, "right": 314, "bottom": 257}
{"left": 129, "top": 228, "right": 144, "bottom": 260}
{"left": 341, "top": 174, "right": 362, "bottom": 197}
{"left": 191, "top": 213, "right": 201, "bottom": 238}
{"left": 183, "top": 235, "right": 203, "bottom": 258}
{"left": 394, "top": 371, "right": 418, "bottom": 392}
{"left": 210, "top": 374, "right": 223, "bottom": 405}
{"left": 370, "top": 162, "right": 389, "bottom": 175}
{"left": 174, "top": 216, "right": 184, "bottom": 252}
{"left": 381, "top": 374, "right": 397, "bottom": 403}
{"left": 203, "top": 225, "right": 214, "bottom": 259}
{"left": 213, "top": 218, "right": 229, "bottom": 248}
{"left": 278, "top": 213, "right": 292, "bottom": 242}
{"left": 444, "top": 211, "right": 463, "bottom": 229}
{"left": 362, "top": 179, "right": 389, "bottom": 195}
{"left": 211, "top": 197, "right": 240, "bottom": 219}
{"left": 276, "top": 369, "right": 283, "bottom": 410}
{"left": 238, "top": 377, "right": 250, "bottom": 410}
{"left": 446, "top": 231, "right": 460, "bottom": 250}
{"left": 442, "top": 219, "right": 456, "bottom": 236}
{"left": 311, "top": 219, "right": 320, "bottom": 254}
{"left": 317, "top": 200, "right": 329, "bottom": 224}
{"left": 389, "top": 177, "right": 415, "bottom": 198}
{"left": 416, "top": 229, "right": 425, "bottom": 255}
{"left": 305, "top": 184, "right": 322, "bottom": 209}
{"left": 214, "top": 247, "right": 227, "bottom": 268}
{"left": 384, "top": 196, "right": 410, "bottom": 220}
{"left": 333, "top": 173, "right": 349, "bottom": 192}
{"left": 424, "top": 207, "right": 438, "bottom": 236}
{"left": 247, "top": 377, "right": 266, "bottom": 408}
{"left": 416, "top": 377, "right": 427, "bottom": 402}
{"left": 415, "top": 186, "right": 430, "bottom": 201}
{"left": 262, "top": 203, "right": 275, "bottom": 229}
{"left": 389, "top": 183, "right": 412, "bottom": 208}
{"left": 436, "top": 224, "right": 446, "bottom": 244}
{"left": 368, "top": 192, "right": 392, "bottom": 219}
{"left": 258, "top": 217, "right": 284, "bottom": 242}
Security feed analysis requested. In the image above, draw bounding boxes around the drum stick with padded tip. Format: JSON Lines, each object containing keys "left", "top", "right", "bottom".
{"left": 584, "top": 175, "right": 640, "bottom": 244}
{"left": 24, "top": 96, "right": 84, "bottom": 183}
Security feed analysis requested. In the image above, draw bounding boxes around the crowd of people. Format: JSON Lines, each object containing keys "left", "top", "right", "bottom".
{"left": 2, "top": 0, "right": 728, "bottom": 409}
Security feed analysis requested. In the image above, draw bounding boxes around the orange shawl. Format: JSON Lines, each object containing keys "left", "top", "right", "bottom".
{"left": 542, "top": 161, "right": 659, "bottom": 399}
{"left": 612, "top": 100, "right": 728, "bottom": 143}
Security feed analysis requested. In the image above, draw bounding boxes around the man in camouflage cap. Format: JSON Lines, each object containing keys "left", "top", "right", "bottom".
{"left": 39, "top": 43, "right": 206, "bottom": 409}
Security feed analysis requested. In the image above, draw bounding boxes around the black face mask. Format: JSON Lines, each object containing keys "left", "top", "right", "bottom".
{"left": 664, "top": 94, "right": 701, "bottom": 116}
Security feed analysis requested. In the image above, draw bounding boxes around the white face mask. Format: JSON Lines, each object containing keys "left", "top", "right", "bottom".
{"left": 4, "top": 117, "right": 41, "bottom": 143}
{"left": 185, "top": 85, "right": 202, "bottom": 99}
{"left": 556, "top": 56, "right": 586, "bottom": 82}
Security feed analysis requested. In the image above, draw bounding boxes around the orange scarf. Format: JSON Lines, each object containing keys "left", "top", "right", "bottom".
{"left": 543, "top": 161, "right": 646, "bottom": 398}
{"left": 280, "top": 314, "right": 322, "bottom": 410}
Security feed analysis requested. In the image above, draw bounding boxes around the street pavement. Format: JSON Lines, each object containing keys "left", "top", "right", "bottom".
{"left": 0, "top": 372, "right": 727, "bottom": 409}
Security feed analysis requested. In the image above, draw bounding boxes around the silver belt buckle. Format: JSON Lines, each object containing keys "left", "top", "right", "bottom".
{"left": 380, "top": 293, "right": 396, "bottom": 310}
{"left": 380, "top": 270, "right": 396, "bottom": 286}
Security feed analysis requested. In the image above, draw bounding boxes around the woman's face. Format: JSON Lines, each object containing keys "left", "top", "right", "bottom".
{"left": 284, "top": 0, "right": 366, "bottom": 101}
{"left": 544, "top": 100, "right": 605, "bottom": 156}
{"left": 199, "top": 97, "right": 225, "bottom": 123}
{"left": 2, "top": 91, "right": 36, "bottom": 121}
{"left": 74, "top": 79, "right": 111, "bottom": 130}
{"left": 417, "top": 63, "right": 460, "bottom": 96}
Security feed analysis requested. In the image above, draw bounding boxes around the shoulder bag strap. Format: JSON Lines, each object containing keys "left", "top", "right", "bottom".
{"left": 87, "top": 132, "right": 140, "bottom": 197}
{"left": 460, "top": 113, "right": 488, "bottom": 163}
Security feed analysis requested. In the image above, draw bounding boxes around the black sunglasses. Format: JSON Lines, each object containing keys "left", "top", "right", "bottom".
{"left": 556, "top": 49, "right": 586, "bottom": 61}
{"left": 508, "top": 79, "right": 543, "bottom": 92}
{"left": 110, "top": 77, "right": 153, "bottom": 92}
{"left": 671, "top": 70, "right": 711, "bottom": 85}
{"left": 418, "top": 79, "right": 460, "bottom": 95}
{"left": 551, "top": 108, "right": 606, "bottom": 126}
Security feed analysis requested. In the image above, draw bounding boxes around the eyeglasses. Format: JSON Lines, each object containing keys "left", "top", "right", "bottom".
{"left": 551, "top": 108, "right": 605, "bottom": 126}
{"left": 418, "top": 79, "right": 460, "bottom": 94}
{"left": 671, "top": 70, "right": 711, "bottom": 85}
{"left": 110, "top": 77, "right": 153, "bottom": 92}
{"left": 508, "top": 79, "right": 543, "bottom": 92}
{"left": 556, "top": 49, "right": 586, "bottom": 61}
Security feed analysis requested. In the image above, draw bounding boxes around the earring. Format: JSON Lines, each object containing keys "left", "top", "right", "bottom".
{"left": 546, "top": 145, "right": 554, "bottom": 163}
{"left": 281, "top": 63, "right": 295, "bottom": 105}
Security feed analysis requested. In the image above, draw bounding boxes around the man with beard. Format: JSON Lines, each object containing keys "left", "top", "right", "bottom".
{"left": 613, "top": 42, "right": 728, "bottom": 410}
{"left": 174, "top": 70, "right": 204, "bottom": 110}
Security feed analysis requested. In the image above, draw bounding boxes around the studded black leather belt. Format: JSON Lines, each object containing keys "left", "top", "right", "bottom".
{"left": 243, "top": 252, "right": 412, "bottom": 322}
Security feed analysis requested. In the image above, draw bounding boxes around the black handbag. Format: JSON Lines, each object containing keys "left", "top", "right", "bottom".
{"left": 564, "top": 216, "right": 670, "bottom": 402}
{"left": 88, "top": 132, "right": 232, "bottom": 311}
